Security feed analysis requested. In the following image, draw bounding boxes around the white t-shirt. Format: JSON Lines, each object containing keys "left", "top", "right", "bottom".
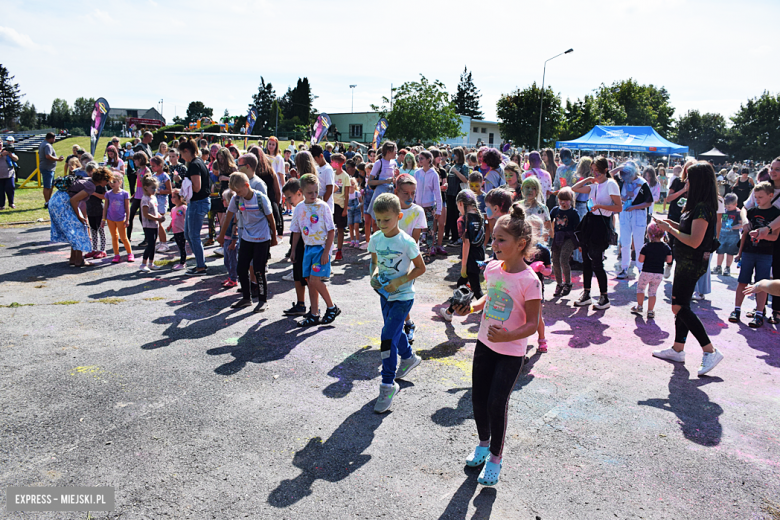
{"left": 399, "top": 204, "right": 427, "bottom": 236}
{"left": 290, "top": 199, "right": 336, "bottom": 246}
{"left": 271, "top": 155, "right": 285, "bottom": 177}
{"left": 317, "top": 163, "right": 336, "bottom": 212}
{"left": 589, "top": 178, "right": 621, "bottom": 217}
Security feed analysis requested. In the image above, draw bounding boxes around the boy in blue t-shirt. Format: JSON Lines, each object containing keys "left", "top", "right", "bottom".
{"left": 369, "top": 193, "right": 427, "bottom": 413}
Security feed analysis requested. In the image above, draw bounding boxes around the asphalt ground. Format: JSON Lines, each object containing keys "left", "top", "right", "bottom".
{"left": 1, "top": 220, "right": 779, "bottom": 519}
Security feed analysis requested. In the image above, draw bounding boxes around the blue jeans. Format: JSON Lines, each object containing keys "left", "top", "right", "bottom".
{"left": 380, "top": 297, "right": 414, "bottom": 385}
{"left": 186, "top": 197, "right": 210, "bottom": 268}
{"left": 737, "top": 251, "right": 772, "bottom": 285}
{"left": 224, "top": 236, "right": 238, "bottom": 281}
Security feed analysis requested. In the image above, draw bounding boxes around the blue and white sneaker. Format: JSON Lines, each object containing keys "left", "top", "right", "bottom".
{"left": 404, "top": 321, "right": 416, "bottom": 344}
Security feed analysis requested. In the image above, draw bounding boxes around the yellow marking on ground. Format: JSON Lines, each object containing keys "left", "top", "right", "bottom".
{"left": 429, "top": 357, "right": 472, "bottom": 381}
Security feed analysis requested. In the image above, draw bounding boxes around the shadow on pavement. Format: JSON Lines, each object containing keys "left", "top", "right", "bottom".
{"left": 738, "top": 325, "right": 780, "bottom": 368}
{"left": 436, "top": 466, "right": 496, "bottom": 520}
{"left": 322, "top": 346, "right": 379, "bottom": 398}
{"left": 637, "top": 362, "right": 723, "bottom": 446}
{"left": 267, "top": 401, "right": 388, "bottom": 508}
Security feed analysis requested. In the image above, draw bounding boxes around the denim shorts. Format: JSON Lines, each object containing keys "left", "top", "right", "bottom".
{"left": 347, "top": 199, "right": 362, "bottom": 225}
{"left": 738, "top": 251, "right": 772, "bottom": 285}
{"left": 302, "top": 244, "right": 331, "bottom": 278}
{"left": 41, "top": 169, "right": 55, "bottom": 189}
{"left": 717, "top": 230, "right": 740, "bottom": 256}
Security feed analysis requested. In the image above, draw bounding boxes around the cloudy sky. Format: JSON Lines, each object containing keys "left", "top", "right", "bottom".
{"left": 2, "top": 0, "right": 778, "bottom": 127}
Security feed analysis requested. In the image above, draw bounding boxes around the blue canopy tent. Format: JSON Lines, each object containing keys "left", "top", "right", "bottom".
{"left": 555, "top": 126, "right": 689, "bottom": 155}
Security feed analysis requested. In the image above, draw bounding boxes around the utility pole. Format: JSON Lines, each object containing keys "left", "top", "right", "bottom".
{"left": 537, "top": 49, "right": 573, "bottom": 150}
{"left": 350, "top": 85, "right": 357, "bottom": 113}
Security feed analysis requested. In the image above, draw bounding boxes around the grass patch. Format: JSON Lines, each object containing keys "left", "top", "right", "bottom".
{"left": 764, "top": 498, "right": 780, "bottom": 520}
{"left": 1, "top": 302, "right": 35, "bottom": 308}
{"left": 53, "top": 300, "right": 79, "bottom": 305}
{"left": 94, "top": 297, "right": 125, "bottom": 305}
{"left": 153, "top": 259, "right": 175, "bottom": 266}
{"left": 143, "top": 296, "right": 166, "bottom": 301}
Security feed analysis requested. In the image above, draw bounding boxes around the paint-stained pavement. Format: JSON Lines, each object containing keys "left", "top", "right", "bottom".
{"left": 1, "top": 222, "right": 779, "bottom": 519}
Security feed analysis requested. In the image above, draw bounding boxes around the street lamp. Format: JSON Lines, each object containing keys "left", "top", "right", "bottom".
{"left": 349, "top": 85, "right": 357, "bottom": 113}
{"left": 537, "top": 48, "right": 573, "bottom": 150}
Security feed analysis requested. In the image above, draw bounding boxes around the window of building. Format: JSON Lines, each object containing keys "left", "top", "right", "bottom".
{"left": 481, "top": 127, "right": 487, "bottom": 134}
{"left": 489, "top": 133, "right": 494, "bottom": 144}
{"left": 473, "top": 127, "right": 479, "bottom": 133}
{"left": 349, "top": 124, "right": 363, "bottom": 138}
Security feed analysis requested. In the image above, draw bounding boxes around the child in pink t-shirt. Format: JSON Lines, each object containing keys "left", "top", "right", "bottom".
{"left": 452, "top": 202, "right": 542, "bottom": 487}
{"left": 167, "top": 189, "right": 188, "bottom": 270}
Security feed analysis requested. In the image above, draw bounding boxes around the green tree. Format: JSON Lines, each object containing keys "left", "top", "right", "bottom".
{"left": 496, "top": 82, "right": 562, "bottom": 149}
{"left": 673, "top": 110, "right": 728, "bottom": 157}
{"left": 172, "top": 115, "right": 184, "bottom": 125}
{"left": 372, "top": 75, "right": 462, "bottom": 145}
{"left": 729, "top": 91, "right": 780, "bottom": 161}
{"left": 19, "top": 101, "right": 37, "bottom": 130}
{"left": 250, "top": 77, "right": 275, "bottom": 135}
{"left": 593, "top": 79, "right": 675, "bottom": 136}
{"left": 185, "top": 101, "right": 213, "bottom": 125}
{"left": 560, "top": 95, "right": 601, "bottom": 141}
{"left": 0, "top": 64, "right": 23, "bottom": 130}
{"left": 49, "top": 98, "right": 71, "bottom": 129}
{"left": 453, "top": 66, "right": 484, "bottom": 119}
{"left": 72, "top": 97, "right": 96, "bottom": 130}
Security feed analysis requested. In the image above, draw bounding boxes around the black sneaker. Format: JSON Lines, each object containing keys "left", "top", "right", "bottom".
{"left": 593, "top": 294, "right": 611, "bottom": 310}
{"left": 44, "top": 202, "right": 49, "bottom": 209}
{"left": 138, "top": 241, "right": 148, "bottom": 248}
{"left": 728, "top": 310, "right": 740, "bottom": 323}
{"left": 283, "top": 302, "right": 307, "bottom": 316}
{"left": 230, "top": 298, "right": 252, "bottom": 309}
{"left": 297, "top": 312, "right": 320, "bottom": 327}
{"left": 574, "top": 292, "right": 592, "bottom": 307}
{"left": 749, "top": 314, "right": 763, "bottom": 328}
{"left": 187, "top": 267, "right": 208, "bottom": 276}
{"left": 553, "top": 284, "right": 563, "bottom": 297}
{"left": 253, "top": 301, "right": 268, "bottom": 313}
{"left": 561, "top": 284, "right": 572, "bottom": 296}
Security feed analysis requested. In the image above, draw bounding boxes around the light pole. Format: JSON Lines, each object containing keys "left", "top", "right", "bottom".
{"left": 537, "top": 48, "right": 573, "bottom": 150}
{"left": 159, "top": 99, "right": 163, "bottom": 120}
{"left": 349, "top": 85, "right": 357, "bottom": 113}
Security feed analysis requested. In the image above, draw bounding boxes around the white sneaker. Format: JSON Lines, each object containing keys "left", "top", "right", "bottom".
{"left": 698, "top": 349, "right": 724, "bottom": 376}
{"left": 139, "top": 264, "right": 151, "bottom": 272}
{"left": 616, "top": 269, "right": 628, "bottom": 280}
{"left": 359, "top": 242, "right": 368, "bottom": 250}
{"left": 155, "top": 242, "right": 168, "bottom": 252}
{"left": 149, "top": 263, "right": 161, "bottom": 270}
{"left": 652, "top": 348, "right": 685, "bottom": 363}
{"left": 439, "top": 307, "right": 454, "bottom": 322}
{"left": 664, "top": 264, "right": 673, "bottom": 279}
{"left": 214, "top": 247, "right": 224, "bottom": 257}
{"left": 282, "top": 272, "right": 295, "bottom": 282}
{"left": 691, "top": 291, "right": 703, "bottom": 301}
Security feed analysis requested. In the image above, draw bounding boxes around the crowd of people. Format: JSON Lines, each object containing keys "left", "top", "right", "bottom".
{"left": 40, "top": 131, "right": 780, "bottom": 487}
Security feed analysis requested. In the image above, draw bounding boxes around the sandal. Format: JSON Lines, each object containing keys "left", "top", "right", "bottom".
{"left": 297, "top": 312, "right": 320, "bottom": 327}
{"left": 746, "top": 310, "right": 756, "bottom": 318}
{"left": 767, "top": 313, "right": 780, "bottom": 325}
{"left": 465, "top": 446, "right": 490, "bottom": 467}
{"left": 320, "top": 305, "right": 341, "bottom": 324}
{"left": 477, "top": 458, "right": 502, "bottom": 486}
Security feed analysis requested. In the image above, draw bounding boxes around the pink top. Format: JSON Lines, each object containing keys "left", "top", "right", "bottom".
{"left": 134, "top": 166, "right": 149, "bottom": 199}
{"left": 170, "top": 204, "right": 187, "bottom": 234}
{"left": 478, "top": 260, "right": 543, "bottom": 357}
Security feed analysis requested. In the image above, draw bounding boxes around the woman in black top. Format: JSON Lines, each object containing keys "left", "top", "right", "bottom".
{"left": 249, "top": 145, "right": 283, "bottom": 236}
{"left": 653, "top": 162, "right": 723, "bottom": 376}
{"left": 445, "top": 147, "right": 469, "bottom": 243}
{"left": 179, "top": 138, "right": 211, "bottom": 275}
{"left": 730, "top": 167, "right": 754, "bottom": 209}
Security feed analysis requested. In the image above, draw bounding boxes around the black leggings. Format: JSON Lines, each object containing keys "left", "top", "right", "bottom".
{"left": 0, "top": 177, "right": 14, "bottom": 207}
{"left": 456, "top": 271, "right": 484, "bottom": 300}
{"left": 127, "top": 171, "right": 137, "bottom": 198}
{"left": 672, "top": 256, "right": 711, "bottom": 346}
{"left": 445, "top": 195, "right": 459, "bottom": 241}
{"left": 127, "top": 198, "right": 142, "bottom": 239}
{"left": 142, "top": 228, "right": 158, "bottom": 262}
{"left": 238, "top": 239, "right": 270, "bottom": 301}
{"left": 472, "top": 340, "right": 525, "bottom": 458}
{"left": 173, "top": 232, "right": 186, "bottom": 264}
{"left": 581, "top": 244, "right": 608, "bottom": 294}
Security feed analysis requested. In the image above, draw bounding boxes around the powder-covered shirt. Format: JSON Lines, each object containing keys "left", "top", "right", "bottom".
{"left": 227, "top": 190, "right": 273, "bottom": 243}
{"left": 134, "top": 166, "right": 149, "bottom": 200}
{"left": 367, "top": 229, "right": 420, "bottom": 302}
{"left": 290, "top": 199, "right": 336, "bottom": 247}
{"left": 479, "top": 261, "right": 543, "bottom": 357}
{"left": 554, "top": 163, "right": 578, "bottom": 190}
{"left": 171, "top": 204, "right": 187, "bottom": 234}
{"left": 523, "top": 202, "right": 550, "bottom": 223}
{"left": 720, "top": 209, "right": 742, "bottom": 233}
{"left": 588, "top": 178, "right": 621, "bottom": 217}
{"left": 332, "top": 170, "right": 351, "bottom": 208}
{"left": 484, "top": 169, "right": 505, "bottom": 193}
{"left": 399, "top": 203, "right": 427, "bottom": 236}
{"left": 105, "top": 189, "right": 129, "bottom": 221}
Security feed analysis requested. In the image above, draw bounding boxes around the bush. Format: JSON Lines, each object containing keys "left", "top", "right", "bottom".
{"left": 69, "top": 127, "right": 86, "bottom": 136}
{"left": 151, "top": 125, "right": 184, "bottom": 151}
